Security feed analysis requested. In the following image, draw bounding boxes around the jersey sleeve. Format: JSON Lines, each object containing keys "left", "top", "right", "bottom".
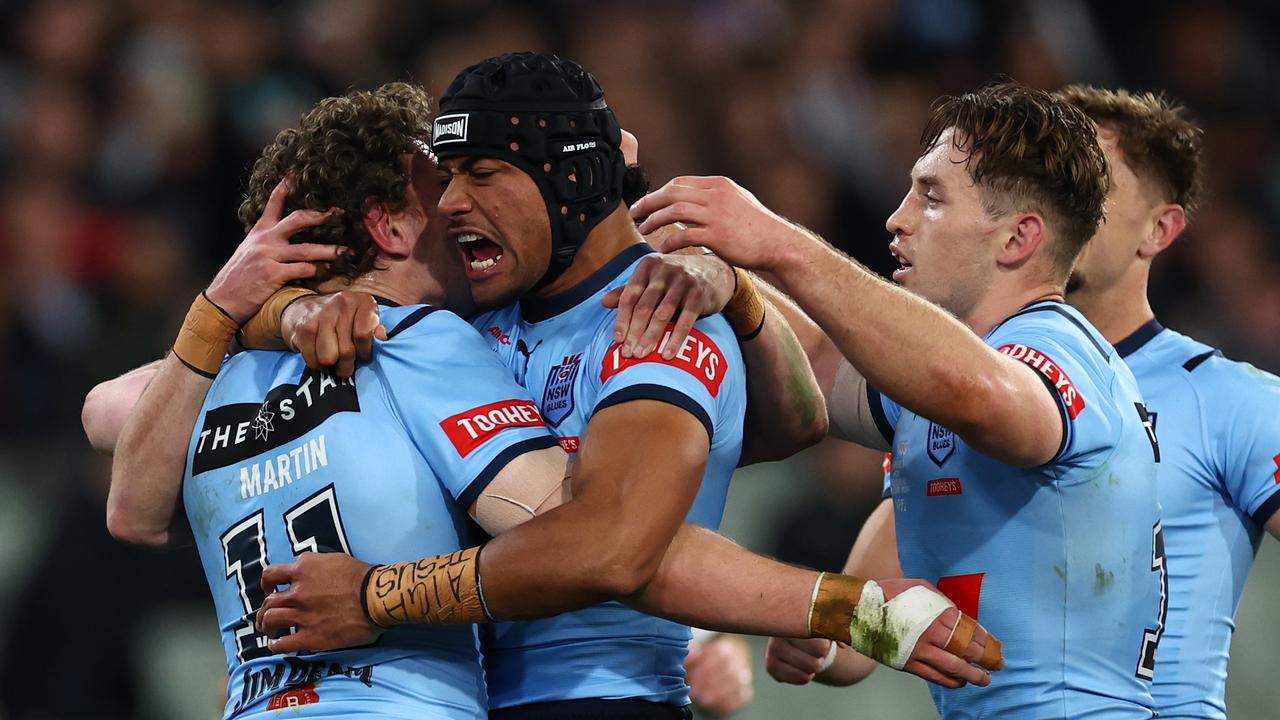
{"left": 1210, "top": 363, "right": 1280, "bottom": 526}
{"left": 865, "top": 383, "right": 901, "bottom": 449}
{"left": 586, "top": 313, "right": 741, "bottom": 442}
{"left": 986, "top": 314, "right": 1119, "bottom": 475}
{"left": 374, "top": 308, "right": 558, "bottom": 509}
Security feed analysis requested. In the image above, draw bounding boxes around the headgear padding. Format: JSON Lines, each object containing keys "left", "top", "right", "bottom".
{"left": 434, "top": 52, "right": 624, "bottom": 288}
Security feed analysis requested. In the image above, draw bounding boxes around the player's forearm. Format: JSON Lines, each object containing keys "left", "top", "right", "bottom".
{"left": 771, "top": 229, "right": 1053, "bottom": 464}
{"left": 739, "top": 302, "right": 828, "bottom": 465}
{"left": 628, "top": 524, "right": 815, "bottom": 637}
{"left": 82, "top": 360, "right": 162, "bottom": 453}
{"left": 108, "top": 354, "right": 208, "bottom": 548}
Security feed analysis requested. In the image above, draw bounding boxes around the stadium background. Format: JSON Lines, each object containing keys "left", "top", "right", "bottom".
{"left": 0, "top": 0, "right": 1277, "bottom": 717}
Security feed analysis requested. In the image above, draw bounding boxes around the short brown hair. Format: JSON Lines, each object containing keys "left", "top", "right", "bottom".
{"left": 921, "top": 82, "right": 1109, "bottom": 276}
{"left": 1056, "top": 84, "right": 1203, "bottom": 220}
{"left": 238, "top": 82, "right": 434, "bottom": 286}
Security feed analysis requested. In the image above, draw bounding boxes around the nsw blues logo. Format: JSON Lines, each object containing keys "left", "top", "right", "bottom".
{"left": 541, "top": 353, "right": 582, "bottom": 427}
{"left": 927, "top": 421, "right": 955, "bottom": 467}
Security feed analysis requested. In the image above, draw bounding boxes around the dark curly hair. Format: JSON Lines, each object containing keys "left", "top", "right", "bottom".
{"left": 237, "top": 81, "right": 434, "bottom": 286}
{"left": 1056, "top": 84, "right": 1204, "bottom": 221}
{"left": 921, "top": 82, "right": 1110, "bottom": 277}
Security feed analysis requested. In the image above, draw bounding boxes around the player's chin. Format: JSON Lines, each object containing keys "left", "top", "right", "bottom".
{"left": 467, "top": 274, "right": 526, "bottom": 312}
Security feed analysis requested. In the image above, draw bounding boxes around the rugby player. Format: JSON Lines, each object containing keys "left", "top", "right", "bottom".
{"left": 90, "top": 62, "right": 1001, "bottom": 719}
{"left": 765, "top": 88, "right": 1280, "bottom": 720}
{"left": 243, "top": 53, "right": 998, "bottom": 718}
{"left": 630, "top": 82, "right": 1165, "bottom": 718}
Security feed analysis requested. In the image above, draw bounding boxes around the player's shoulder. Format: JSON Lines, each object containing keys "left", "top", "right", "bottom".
{"left": 987, "top": 300, "right": 1114, "bottom": 369}
{"left": 375, "top": 303, "right": 484, "bottom": 347}
{"left": 1160, "top": 330, "right": 1280, "bottom": 415}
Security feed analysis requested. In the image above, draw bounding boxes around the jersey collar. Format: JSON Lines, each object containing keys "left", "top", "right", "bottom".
{"left": 1113, "top": 318, "right": 1164, "bottom": 358}
{"left": 519, "top": 242, "right": 653, "bottom": 323}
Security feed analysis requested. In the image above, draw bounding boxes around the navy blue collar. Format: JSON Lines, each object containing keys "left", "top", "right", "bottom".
{"left": 520, "top": 243, "right": 653, "bottom": 322}
{"left": 373, "top": 295, "right": 401, "bottom": 308}
{"left": 1114, "top": 318, "right": 1164, "bottom": 358}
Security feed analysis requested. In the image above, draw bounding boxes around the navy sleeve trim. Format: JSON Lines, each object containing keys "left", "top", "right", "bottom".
{"left": 386, "top": 306, "right": 441, "bottom": 339}
{"left": 1251, "top": 488, "right": 1280, "bottom": 528}
{"left": 881, "top": 482, "right": 892, "bottom": 500}
{"left": 1006, "top": 304, "right": 1110, "bottom": 361}
{"left": 592, "top": 383, "right": 714, "bottom": 442}
{"left": 458, "top": 435, "right": 559, "bottom": 510}
{"left": 1182, "top": 349, "right": 1221, "bottom": 372}
{"left": 866, "top": 382, "right": 894, "bottom": 446}
{"left": 1029, "top": 362, "right": 1071, "bottom": 464}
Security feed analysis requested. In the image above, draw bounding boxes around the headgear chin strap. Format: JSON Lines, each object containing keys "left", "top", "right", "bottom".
{"left": 433, "top": 52, "right": 625, "bottom": 289}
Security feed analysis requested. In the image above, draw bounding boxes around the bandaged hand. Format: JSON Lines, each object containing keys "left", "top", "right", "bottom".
{"left": 808, "top": 573, "right": 1003, "bottom": 688}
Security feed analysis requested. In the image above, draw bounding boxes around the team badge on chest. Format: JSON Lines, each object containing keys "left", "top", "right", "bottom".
{"left": 542, "top": 353, "right": 582, "bottom": 426}
{"left": 927, "top": 421, "right": 955, "bottom": 467}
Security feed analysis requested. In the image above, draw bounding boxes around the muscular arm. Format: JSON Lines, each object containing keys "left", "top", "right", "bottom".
{"left": 816, "top": 497, "right": 900, "bottom": 686}
{"left": 738, "top": 298, "right": 829, "bottom": 464}
{"left": 107, "top": 354, "right": 210, "bottom": 547}
{"left": 633, "top": 179, "right": 1062, "bottom": 466}
{"left": 478, "top": 399, "right": 707, "bottom": 615}
{"left": 82, "top": 361, "right": 161, "bottom": 453}
{"left": 768, "top": 234, "right": 1061, "bottom": 466}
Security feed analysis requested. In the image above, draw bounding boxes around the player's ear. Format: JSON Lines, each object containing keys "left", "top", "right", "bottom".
{"left": 996, "top": 211, "right": 1045, "bottom": 269}
{"left": 363, "top": 201, "right": 410, "bottom": 260}
{"left": 1138, "top": 204, "right": 1185, "bottom": 260}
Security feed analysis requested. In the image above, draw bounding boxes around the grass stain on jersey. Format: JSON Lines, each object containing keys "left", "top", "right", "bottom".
{"left": 1093, "top": 564, "right": 1115, "bottom": 595}
{"left": 1053, "top": 564, "right": 1066, "bottom": 581}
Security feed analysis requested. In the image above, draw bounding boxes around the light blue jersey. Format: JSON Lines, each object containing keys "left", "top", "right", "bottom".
{"left": 877, "top": 300, "right": 1162, "bottom": 719}
{"left": 1114, "top": 320, "right": 1280, "bottom": 719}
{"left": 470, "top": 243, "right": 747, "bottom": 709}
{"left": 183, "top": 302, "right": 557, "bottom": 719}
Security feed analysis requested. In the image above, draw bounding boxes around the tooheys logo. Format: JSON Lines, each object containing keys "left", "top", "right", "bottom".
{"left": 433, "top": 113, "right": 468, "bottom": 144}
{"left": 601, "top": 326, "right": 727, "bottom": 396}
{"left": 997, "top": 343, "right": 1086, "bottom": 419}
{"left": 192, "top": 369, "right": 358, "bottom": 475}
{"left": 441, "top": 399, "right": 545, "bottom": 456}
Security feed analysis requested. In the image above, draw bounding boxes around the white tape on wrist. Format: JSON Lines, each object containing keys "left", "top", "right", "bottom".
{"left": 849, "top": 580, "right": 954, "bottom": 670}
{"left": 817, "top": 640, "right": 839, "bottom": 674}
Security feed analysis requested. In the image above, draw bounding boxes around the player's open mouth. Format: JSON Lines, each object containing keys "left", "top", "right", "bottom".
{"left": 890, "top": 245, "right": 913, "bottom": 282}
{"left": 457, "top": 231, "right": 505, "bottom": 275}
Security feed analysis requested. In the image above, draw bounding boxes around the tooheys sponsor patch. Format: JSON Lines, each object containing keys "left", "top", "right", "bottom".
{"left": 192, "top": 369, "right": 358, "bottom": 475}
{"left": 997, "top": 343, "right": 1086, "bottom": 419}
{"left": 601, "top": 326, "right": 727, "bottom": 396}
{"left": 441, "top": 399, "right": 545, "bottom": 457}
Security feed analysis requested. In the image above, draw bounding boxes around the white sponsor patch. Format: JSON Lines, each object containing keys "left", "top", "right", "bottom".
{"left": 433, "top": 113, "right": 469, "bottom": 145}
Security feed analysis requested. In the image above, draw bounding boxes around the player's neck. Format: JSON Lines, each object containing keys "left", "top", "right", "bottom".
{"left": 533, "top": 205, "right": 643, "bottom": 299}
{"left": 344, "top": 269, "right": 440, "bottom": 308}
{"left": 1067, "top": 266, "right": 1156, "bottom": 346}
{"left": 963, "top": 278, "right": 1066, "bottom": 337}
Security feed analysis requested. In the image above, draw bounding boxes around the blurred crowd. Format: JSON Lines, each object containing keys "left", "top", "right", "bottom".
{"left": 0, "top": 0, "right": 1277, "bottom": 717}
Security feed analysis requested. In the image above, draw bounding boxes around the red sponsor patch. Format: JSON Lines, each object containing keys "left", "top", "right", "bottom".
{"left": 927, "top": 477, "right": 962, "bottom": 496}
{"left": 441, "top": 400, "right": 544, "bottom": 457}
{"left": 486, "top": 326, "right": 511, "bottom": 345}
{"left": 1273, "top": 453, "right": 1280, "bottom": 484}
{"left": 937, "top": 573, "right": 984, "bottom": 620}
{"left": 600, "top": 326, "right": 727, "bottom": 396}
{"left": 267, "top": 683, "right": 320, "bottom": 710}
{"left": 558, "top": 436, "right": 580, "bottom": 453}
{"left": 882, "top": 453, "right": 893, "bottom": 475}
{"left": 997, "top": 344, "right": 1086, "bottom": 419}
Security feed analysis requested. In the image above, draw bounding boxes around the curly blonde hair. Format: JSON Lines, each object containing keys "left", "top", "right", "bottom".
{"left": 921, "top": 82, "right": 1110, "bottom": 276}
{"left": 237, "top": 81, "right": 434, "bottom": 286}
